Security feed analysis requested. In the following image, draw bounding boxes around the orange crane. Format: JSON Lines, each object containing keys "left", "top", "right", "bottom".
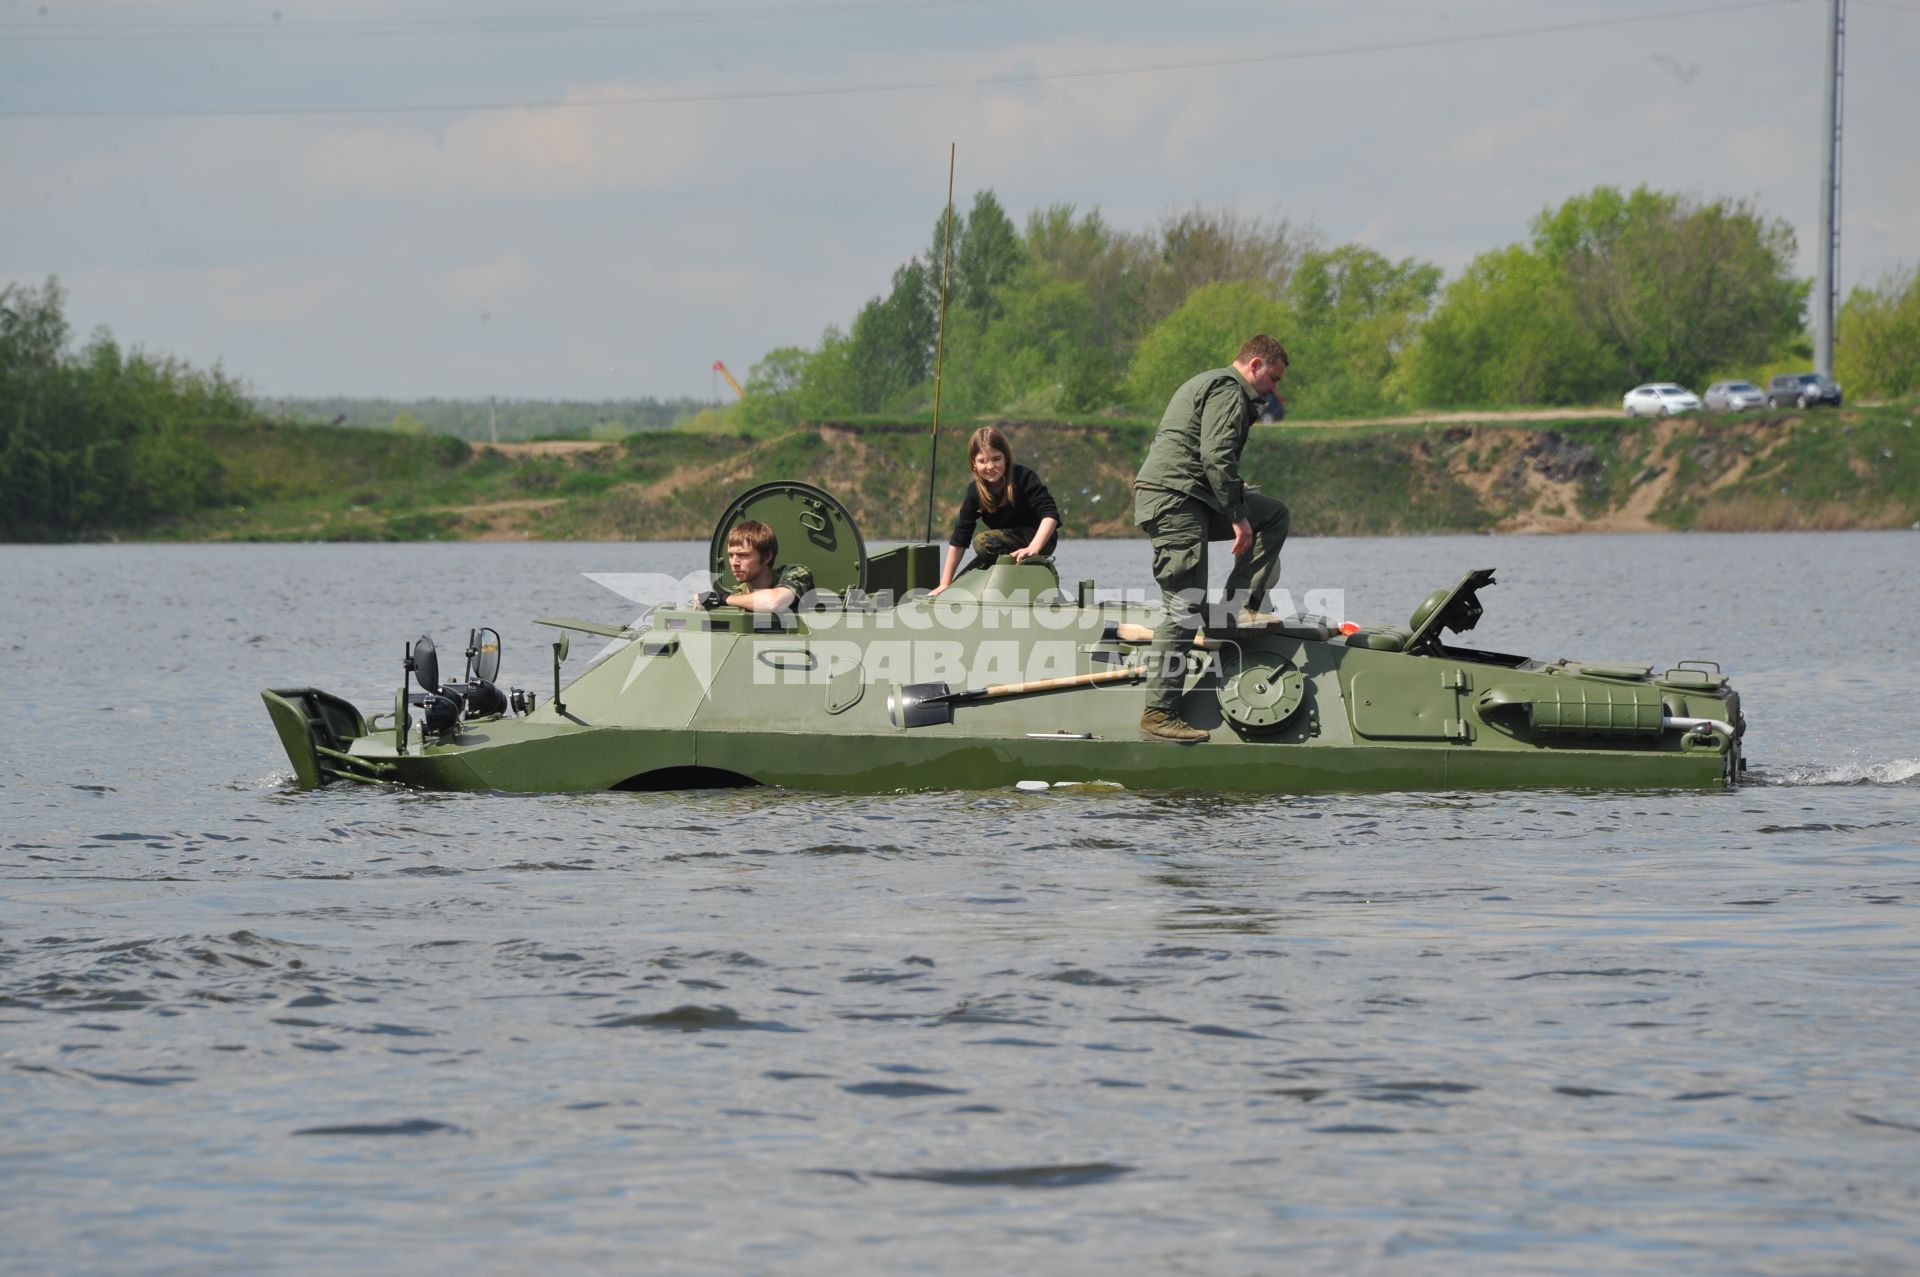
{"left": 712, "top": 360, "right": 745, "bottom": 400}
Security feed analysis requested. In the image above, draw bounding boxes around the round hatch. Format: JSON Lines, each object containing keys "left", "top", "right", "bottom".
{"left": 1216, "top": 647, "right": 1306, "bottom": 732}
{"left": 708, "top": 481, "right": 867, "bottom": 596}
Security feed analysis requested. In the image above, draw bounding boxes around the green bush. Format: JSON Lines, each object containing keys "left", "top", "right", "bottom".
{"left": 1, "top": 277, "right": 260, "bottom": 538}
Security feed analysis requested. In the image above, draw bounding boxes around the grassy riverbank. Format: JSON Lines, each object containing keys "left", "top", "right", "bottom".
{"left": 126, "top": 405, "right": 1920, "bottom": 542}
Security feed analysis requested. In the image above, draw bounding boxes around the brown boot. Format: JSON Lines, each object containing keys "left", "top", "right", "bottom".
{"left": 1139, "top": 707, "right": 1210, "bottom": 743}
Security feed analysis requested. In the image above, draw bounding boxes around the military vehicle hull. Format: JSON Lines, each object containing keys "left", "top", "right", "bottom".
{"left": 263, "top": 698, "right": 1738, "bottom": 795}
{"left": 263, "top": 489, "right": 1744, "bottom": 795}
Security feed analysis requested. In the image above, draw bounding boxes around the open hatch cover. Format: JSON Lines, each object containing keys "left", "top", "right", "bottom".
{"left": 1405, "top": 567, "right": 1496, "bottom": 655}
{"left": 708, "top": 481, "right": 867, "bottom": 596}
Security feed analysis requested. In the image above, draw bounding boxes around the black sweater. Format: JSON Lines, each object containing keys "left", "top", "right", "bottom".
{"left": 948, "top": 464, "right": 1061, "bottom": 552}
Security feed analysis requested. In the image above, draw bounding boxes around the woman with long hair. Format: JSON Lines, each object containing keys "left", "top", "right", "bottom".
{"left": 928, "top": 425, "right": 1060, "bottom": 597}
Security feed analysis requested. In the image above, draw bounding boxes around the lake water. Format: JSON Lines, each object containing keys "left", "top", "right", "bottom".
{"left": 3, "top": 532, "right": 1918, "bottom": 1276}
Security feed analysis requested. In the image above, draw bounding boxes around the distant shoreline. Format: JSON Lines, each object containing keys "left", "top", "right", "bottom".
{"left": 9, "top": 408, "right": 1916, "bottom": 544}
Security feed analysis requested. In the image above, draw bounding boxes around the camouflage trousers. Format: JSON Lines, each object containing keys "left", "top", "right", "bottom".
{"left": 971, "top": 526, "right": 1042, "bottom": 560}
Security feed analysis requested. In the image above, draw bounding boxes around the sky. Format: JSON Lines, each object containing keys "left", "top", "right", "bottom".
{"left": 3, "top": 0, "right": 1916, "bottom": 402}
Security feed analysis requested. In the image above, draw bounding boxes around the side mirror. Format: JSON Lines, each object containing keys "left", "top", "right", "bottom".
{"left": 410, "top": 635, "right": 440, "bottom": 695}
{"left": 470, "top": 627, "right": 502, "bottom": 684}
{"left": 551, "top": 632, "right": 569, "bottom": 716}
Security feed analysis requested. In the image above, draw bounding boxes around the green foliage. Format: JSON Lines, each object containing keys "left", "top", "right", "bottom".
{"left": 1124, "top": 280, "right": 1290, "bottom": 407}
{"left": 795, "top": 325, "right": 856, "bottom": 421}
{"left": 734, "top": 346, "right": 810, "bottom": 434}
{"left": 778, "top": 194, "right": 1466, "bottom": 421}
{"left": 1535, "top": 186, "right": 1804, "bottom": 390}
{"left": 1396, "top": 245, "right": 1607, "bottom": 406}
{"left": 840, "top": 257, "right": 938, "bottom": 412}
{"left": 1140, "top": 207, "right": 1310, "bottom": 328}
{"left": 1672, "top": 407, "right": 1920, "bottom": 530}
{"left": 24, "top": 396, "right": 1907, "bottom": 543}
{"left": 267, "top": 395, "right": 709, "bottom": 441}
{"left": 1246, "top": 429, "right": 1488, "bottom": 534}
{"left": 1023, "top": 204, "right": 1146, "bottom": 354}
{"left": 747, "top": 346, "right": 809, "bottom": 397}
{"left": 951, "top": 275, "right": 1113, "bottom": 415}
{"left": 789, "top": 195, "right": 1323, "bottom": 421}
{"left": 1836, "top": 265, "right": 1920, "bottom": 400}
{"left": 780, "top": 193, "right": 1439, "bottom": 420}
{"left": 673, "top": 405, "right": 743, "bottom": 435}
{"left": 1393, "top": 186, "right": 1804, "bottom": 407}
{"left": 799, "top": 194, "right": 1031, "bottom": 417}
{"left": 1282, "top": 246, "right": 1440, "bottom": 416}
{"left": 0, "top": 277, "right": 256, "bottom": 538}
{"left": 204, "top": 420, "right": 471, "bottom": 505}
{"left": 952, "top": 190, "right": 1026, "bottom": 321}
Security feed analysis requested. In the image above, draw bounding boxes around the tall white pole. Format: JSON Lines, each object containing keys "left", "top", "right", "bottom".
{"left": 1814, "top": 0, "right": 1845, "bottom": 376}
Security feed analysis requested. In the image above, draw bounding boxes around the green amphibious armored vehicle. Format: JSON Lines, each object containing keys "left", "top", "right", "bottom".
{"left": 264, "top": 482, "right": 1745, "bottom": 795}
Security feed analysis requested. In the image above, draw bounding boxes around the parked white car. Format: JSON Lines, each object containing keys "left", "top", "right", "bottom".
{"left": 1703, "top": 380, "right": 1766, "bottom": 412}
{"left": 1622, "top": 383, "right": 1703, "bottom": 418}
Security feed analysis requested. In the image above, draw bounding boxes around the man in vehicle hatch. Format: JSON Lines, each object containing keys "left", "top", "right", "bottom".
{"left": 695, "top": 519, "right": 815, "bottom": 614}
{"left": 1133, "top": 334, "right": 1293, "bottom": 744}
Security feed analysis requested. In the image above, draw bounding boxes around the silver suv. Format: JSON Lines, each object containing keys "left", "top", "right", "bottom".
{"left": 1767, "top": 373, "right": 1843, "bottom": 409}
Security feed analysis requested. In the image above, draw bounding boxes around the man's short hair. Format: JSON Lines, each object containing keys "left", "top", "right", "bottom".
{"left": 727, "top": 518, "right": 778, "bottom": 561}
{"left": 1236, "top": 334, "right": 1290, "bottom": 368}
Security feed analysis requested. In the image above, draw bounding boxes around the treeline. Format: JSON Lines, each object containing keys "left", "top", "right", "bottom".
{"left": 1, "top": 278, "right": 263, "bottom": 538}
{"left": 1837, "top": 265, "right": 1920, "bottom": 400}
{"left": 263, "top": 396, "right": 707, "bottom": 442}
{"left": 721, "top": 185, "right": 1916, "bottom": 430}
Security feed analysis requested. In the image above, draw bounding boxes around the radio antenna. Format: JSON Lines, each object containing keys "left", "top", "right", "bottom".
{"left": 923, "top": 143, "right": 956, "bottom": 545}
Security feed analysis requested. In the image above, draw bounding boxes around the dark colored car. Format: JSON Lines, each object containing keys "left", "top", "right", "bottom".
{"left": 1768, "top": 373, "right": 1843, "bottom": 409}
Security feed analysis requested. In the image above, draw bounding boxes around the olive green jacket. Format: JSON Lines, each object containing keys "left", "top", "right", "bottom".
{"left": 1133, "top": 365, "right": 1261, "bottom": 523}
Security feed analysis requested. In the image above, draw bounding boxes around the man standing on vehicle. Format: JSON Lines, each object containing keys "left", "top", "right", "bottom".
{"left": 1133, "top": 334, "right": 1292, "bottom": 744}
